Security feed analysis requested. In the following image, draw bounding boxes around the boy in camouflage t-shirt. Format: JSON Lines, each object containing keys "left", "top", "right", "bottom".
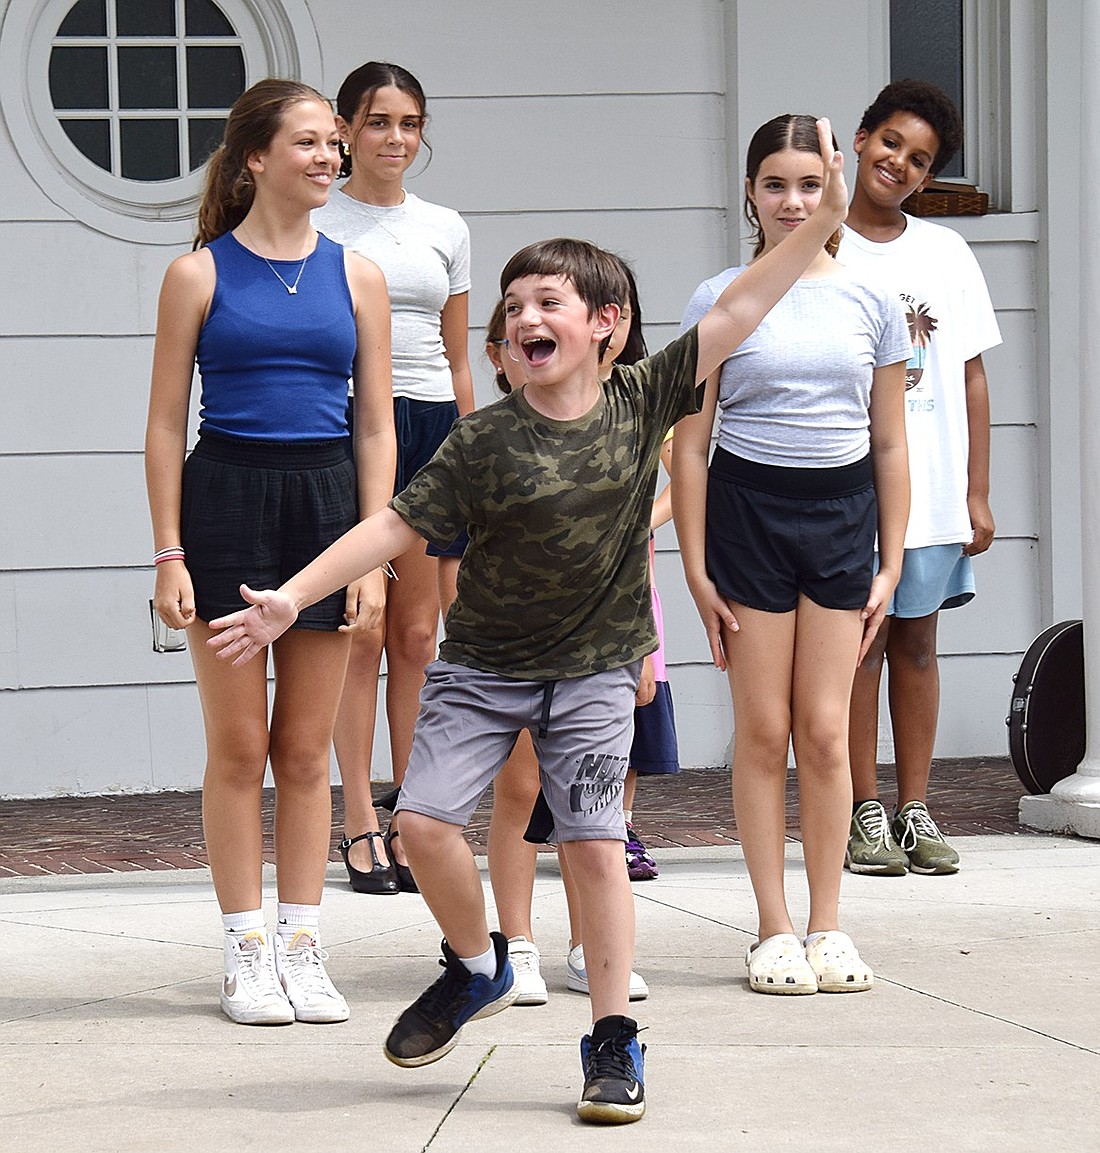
{"left": 209, "top": 135, "right": 846, "bottom": 1123}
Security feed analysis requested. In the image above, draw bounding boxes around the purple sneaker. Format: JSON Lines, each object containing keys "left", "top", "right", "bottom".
{"left": 625, "top": 823, "right": 658, "bottom": 881}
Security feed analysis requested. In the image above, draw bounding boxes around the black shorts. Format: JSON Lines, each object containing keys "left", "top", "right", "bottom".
{"left": 630, "top": 681, "right": 680, "bottom": 775}
{"left": 347, "top": 395, "right": 468, "bottom": 559}
{"left": 705, "top": 447, "right": 876, "bottom": 613}
{"left": 395, "top": 396, "right": 468, "bottom": 559}
{"left": 181, "top": 432, "right": 357, "bottom": 629}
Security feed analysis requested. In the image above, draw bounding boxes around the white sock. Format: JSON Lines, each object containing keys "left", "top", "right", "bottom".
{"left": 222, "top": 909, "right": 265, "bottom": 937}
{"left": 222, "top": 911, "right": 267, "bottom": 975}
{"left": 459, "top": 942, "right": 497, "bottom": 978}
{"left": 623, "top": 809, "right": 633, "bottom": 824}
{"left": 277, "top": 902, "right": 321, "bottom": 947}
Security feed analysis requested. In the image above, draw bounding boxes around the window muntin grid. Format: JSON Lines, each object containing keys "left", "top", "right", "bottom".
{"left": 51, "top": 0, "right": 245, "bottom": 182}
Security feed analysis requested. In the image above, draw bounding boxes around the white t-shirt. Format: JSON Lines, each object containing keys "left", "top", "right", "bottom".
{"left": 313, "top": 189, "right": 471, "bottom": 402}
{"left": 680, "top": 267, "right": 910, "bottom": 468}
{"left": 838, "top": 215, "right": 1001, "bottom": 547}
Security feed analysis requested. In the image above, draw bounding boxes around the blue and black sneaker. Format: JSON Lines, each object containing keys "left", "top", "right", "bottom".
{"left": 577, "top": 1014, "right": 646, "bottom": 1124}
{"left": 383, "top": 931, "right": 516, "bottom": 1067}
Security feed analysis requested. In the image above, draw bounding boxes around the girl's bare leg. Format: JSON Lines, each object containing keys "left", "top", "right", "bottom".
{"left": 488, "top": 731, "right": 540, "bottom": 941}
{"left": 789, "top": 596, "right": 862, "bottom": 934}
{"left": 269, "top": 629, "right": 352, "bottom": 904}
{"left": 189, "top": 619, "right": 272, "bottom": 913}
{"left": 333, "top": 621, "right": 389, "bottom": 870}
{"left": 383, "top": 541, "right": 441, "bottom": 866}
{"left": 723, "top": 605, "right": 798, "bottom": 941}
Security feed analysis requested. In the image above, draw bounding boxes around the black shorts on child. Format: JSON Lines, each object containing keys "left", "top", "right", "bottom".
{"left": 394, "top": 396, "right": 468, "bottom": 560}
{"left": 181, "top": 432, "right": 357, "bottom": 629}
{"left": 631, "top": 681, "right": 680, "bottom": 774}
{"left": 705, "top": 447, "right": 876, "bottom": 613}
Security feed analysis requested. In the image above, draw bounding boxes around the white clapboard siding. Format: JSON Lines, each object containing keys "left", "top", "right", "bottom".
{"left": 983, "top": 310, "right": 1037, "bottom": 426}
{"left": 414, "top": 95, "right": 726, "bottom": 215}
{"left": 0, "top": 126, "right": 69, "bottom": 221}
{"left": 313, "top": 0, "right": 725, "bottom": 99}
{"left": 0, "top": 454, "right": 150, "bottom": 569}
{"left": 0, "top": 0, "right": 1053, "bottom": 794}
{"left": 4, "top": 337, "right": 158, "bottom": 453}
{"left": 0, "top": 222, "right": 176, "bottom": 336}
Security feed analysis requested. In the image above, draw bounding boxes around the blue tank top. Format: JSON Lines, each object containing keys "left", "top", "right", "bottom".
{"left": 196, "top": 231, "right": 356, "bottom": 441}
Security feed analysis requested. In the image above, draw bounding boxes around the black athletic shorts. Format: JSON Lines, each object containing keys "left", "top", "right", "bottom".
{"left": 704, "top": 447, "right": 876, "bottom": 613}
{"left": 181, "top": 432, "right": 357, "bottom": 629}
{"left": 346, "top": 395, "right": 468, "bottom": 559}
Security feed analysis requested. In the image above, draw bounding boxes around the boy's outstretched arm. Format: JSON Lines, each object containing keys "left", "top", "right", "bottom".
{"left": 695, "top": 118, "right": 847, "bottom": 383}
{"left": 207, "top": 507, "right": 421, "bottom": 666}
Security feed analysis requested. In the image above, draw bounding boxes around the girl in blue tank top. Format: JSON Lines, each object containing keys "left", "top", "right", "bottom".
{"left": 145, "top": 79, "right": 396, "bottom": 1027}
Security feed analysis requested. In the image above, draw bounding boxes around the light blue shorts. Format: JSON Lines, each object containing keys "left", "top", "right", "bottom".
{"left": 876, "top": 543, "right": 976, "bottom": 618}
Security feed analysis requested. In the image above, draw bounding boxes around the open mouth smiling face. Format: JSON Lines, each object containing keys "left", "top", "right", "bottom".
{"left": 521, "top": 337, "right": 557, "bottom": 367}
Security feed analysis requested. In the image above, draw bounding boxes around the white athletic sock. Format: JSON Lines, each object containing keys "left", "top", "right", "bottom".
{"left": 459, "top": 942, "right": 497, "bottom": 978}
{"left": 277, "top": 902, "right": 321, "bottom": 947}
{"left": 221, "top": 911, "right": 268, "bottom": 976}
{"left": 623, "top": 809, "right": 633, "bottom": 824}
{"left": 222, "top": 909, "right": 266, "bottom": 937}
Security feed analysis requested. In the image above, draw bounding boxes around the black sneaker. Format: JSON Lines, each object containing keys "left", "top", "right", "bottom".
{"left": 383, "top": 932, "right": 517, "bottom": 1067}
{"left": 577, "top": 1014, "right": 646, "bottom": 1124}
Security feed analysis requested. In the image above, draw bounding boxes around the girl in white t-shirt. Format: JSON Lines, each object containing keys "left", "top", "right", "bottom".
{"left": 673, "top": 114, "right": 910, "bottom": 995}
{"left": 313, "top": 63, "right": 474, "bottom": 895}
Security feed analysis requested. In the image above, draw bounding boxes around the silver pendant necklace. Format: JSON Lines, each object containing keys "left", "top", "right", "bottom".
{"left": 262, "top": 254, "right": 308, "bottom": 294}
{"left": 238, "top": 225, "right": 311, "bottom": 294}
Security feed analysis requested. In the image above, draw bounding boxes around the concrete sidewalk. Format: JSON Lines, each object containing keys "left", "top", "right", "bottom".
{"left": 2, "top": 835, "right": 1098, "bottom": 1151}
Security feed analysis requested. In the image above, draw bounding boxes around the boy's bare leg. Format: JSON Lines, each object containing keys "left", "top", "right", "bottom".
{"left": 557, "top": 838, "right": 633, "bottom": 1021}
{"left": 399, "top": 810, "right": 491, "bottom": 957}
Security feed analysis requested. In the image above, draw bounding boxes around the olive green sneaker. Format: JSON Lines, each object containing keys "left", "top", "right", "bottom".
{"left": 846, "top": 800, "right": 908, "bottom": 876}
{"left": 892, "top": 801, "right": 960, "bottom": 875}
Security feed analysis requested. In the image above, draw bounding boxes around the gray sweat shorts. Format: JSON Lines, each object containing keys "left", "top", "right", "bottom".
{"left": 394, "top": 659, "right": 641, "bottom": 843}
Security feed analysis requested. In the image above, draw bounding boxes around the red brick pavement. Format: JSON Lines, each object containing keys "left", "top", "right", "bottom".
{"left": 0, "top": 758, "right": 1030, "bottom": 878}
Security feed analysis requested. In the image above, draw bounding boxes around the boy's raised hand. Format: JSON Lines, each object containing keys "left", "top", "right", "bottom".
{"left": 816, "top": 117, "right": 848, "bottom": 229}
{"left": 208, "top": 585, "right": 299, "bottom": 666}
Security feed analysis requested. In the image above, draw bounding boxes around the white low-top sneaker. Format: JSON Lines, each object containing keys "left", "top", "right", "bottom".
{"left": 273, "top": 930, "right": 350, "bottom": 1023}
{"left": 566, "top": 943, "right": 648, "bottom": 1001}
{"left": 220, "top": 930, "right": 294, "bottom": 1025}
{"left": 506, "top": 936, "right": 549, "bottom": 1005}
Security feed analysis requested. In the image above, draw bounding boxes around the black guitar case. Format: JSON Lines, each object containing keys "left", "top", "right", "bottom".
{"left": 1006, "top": 619, "right": 1085, "bottom": 794}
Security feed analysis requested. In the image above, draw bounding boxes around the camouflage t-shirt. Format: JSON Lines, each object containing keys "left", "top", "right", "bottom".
{"left": 390, "top": 325, "right": 701, "bottom": 679}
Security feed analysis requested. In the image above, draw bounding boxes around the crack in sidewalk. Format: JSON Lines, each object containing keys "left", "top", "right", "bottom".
{"left": 421, "top": 1045, "right": 496, "bottom": 1150}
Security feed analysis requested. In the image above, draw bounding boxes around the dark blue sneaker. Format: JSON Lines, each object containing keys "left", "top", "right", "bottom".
{"left": 577, "top": 1014, "right": 646, "bottom": 1124}
{"left": 383, "top": 932, "right": 516, "bottom": 1067}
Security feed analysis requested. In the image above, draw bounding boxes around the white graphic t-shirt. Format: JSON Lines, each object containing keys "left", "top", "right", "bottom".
{"left": 838, "top": 214, "right": 1001, "bottom": 548}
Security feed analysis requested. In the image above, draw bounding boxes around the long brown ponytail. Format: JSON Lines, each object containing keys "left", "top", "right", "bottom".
{"left": 193, "top": 78, "right": 330, "bottom": 249}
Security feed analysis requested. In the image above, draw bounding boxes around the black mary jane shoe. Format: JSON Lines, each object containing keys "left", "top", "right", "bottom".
{"left": 339, "top": 831, "right": 400, "bottom": 895}
{"left": 384, "top": 825, "right": 419, "bottom": 894}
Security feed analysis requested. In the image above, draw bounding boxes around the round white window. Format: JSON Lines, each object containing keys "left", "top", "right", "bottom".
{"left": 0, "top": 0, "right": 322, "bottom": 243}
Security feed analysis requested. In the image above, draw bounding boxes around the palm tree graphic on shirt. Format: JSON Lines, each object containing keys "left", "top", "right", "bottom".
{"left": 905, "top": 301, "right": 938, "bottom": 390}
